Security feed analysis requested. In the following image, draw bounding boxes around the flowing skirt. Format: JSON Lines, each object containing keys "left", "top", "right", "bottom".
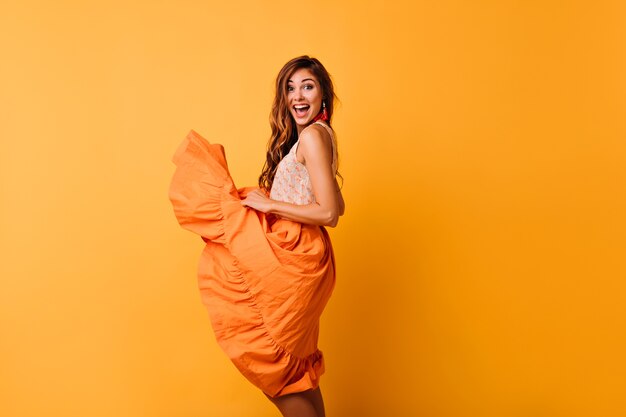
{"left": 168, "top": 130, "right": 336, "bottom": 397}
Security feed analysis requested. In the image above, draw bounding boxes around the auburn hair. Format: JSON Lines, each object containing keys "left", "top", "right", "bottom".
{"left": 258, "top": 55, "right": 339, "bottom": 192}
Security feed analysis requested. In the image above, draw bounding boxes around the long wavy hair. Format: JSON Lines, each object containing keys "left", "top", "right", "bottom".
{"left": 258, "top": 55, "right": 339, "bottom": 192}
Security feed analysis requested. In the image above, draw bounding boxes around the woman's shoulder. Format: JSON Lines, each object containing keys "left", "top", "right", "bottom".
{"left": 300, "top": 121, "right": 333, "bottom": 144}
{"left": 297, "top": 122, "right": 336, "bottom": 165}
{"left": 311, "top": 121, "right": 334, "bottom": 136}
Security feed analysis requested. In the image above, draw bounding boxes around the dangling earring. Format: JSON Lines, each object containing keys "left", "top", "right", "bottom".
{"left": 313, "top": 100, "right": 329, "bottom": 122}
{"left": 321, "top": 100, "right": 329, "bottom": 121}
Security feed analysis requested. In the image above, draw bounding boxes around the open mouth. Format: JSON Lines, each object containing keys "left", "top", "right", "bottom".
{"left": 293, "top": 104, "right": 310, "bottom": 118}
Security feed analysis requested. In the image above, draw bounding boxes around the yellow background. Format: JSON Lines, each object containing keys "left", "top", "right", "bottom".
{"left": 1, "top": 1, "right": 625, "bottom": 416}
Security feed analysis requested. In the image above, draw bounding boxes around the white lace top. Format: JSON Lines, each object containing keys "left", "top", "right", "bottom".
{"left": 269, "top": 121, "right": 337, "bottom": 205}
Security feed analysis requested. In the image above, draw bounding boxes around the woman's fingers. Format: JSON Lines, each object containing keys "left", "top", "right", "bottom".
{"left": 241, "top": 189, "right": 269, "bottom": 211}
{"left": 241, "top": 190, "right": 273, "bottom": 213}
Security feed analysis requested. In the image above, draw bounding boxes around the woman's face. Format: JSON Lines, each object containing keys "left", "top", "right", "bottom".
{"left": 287, "top": 68, "right": 323, "bottom": 133}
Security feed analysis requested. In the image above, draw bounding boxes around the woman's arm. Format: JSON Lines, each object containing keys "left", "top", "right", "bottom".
{"left": 241, "top": 125, "right": 344, "bottom": 227}
{"left": 336, "top": 179, "right": 345, "bottom": 217}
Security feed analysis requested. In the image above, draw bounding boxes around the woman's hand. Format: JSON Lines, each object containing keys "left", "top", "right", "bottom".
{"left": 241, "top": 188, "right": 274, "bottom": 213}
{"left": 240, "top": 125, "right": 343, "bottom": 227}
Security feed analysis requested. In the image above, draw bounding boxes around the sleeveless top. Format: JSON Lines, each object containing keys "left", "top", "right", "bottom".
{"left": 269, "top": 121, "right": 338, "bottom": 205}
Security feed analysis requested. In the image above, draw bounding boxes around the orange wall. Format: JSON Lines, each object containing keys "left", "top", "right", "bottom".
{"left": 1, "top": 1, "right": 625, "bottom": 416}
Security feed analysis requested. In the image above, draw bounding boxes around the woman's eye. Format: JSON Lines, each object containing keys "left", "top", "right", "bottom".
{"left": 304, "top": 84, "right": 314, "bottom": 90}
{"left": 287, "top": 86, "right": 294, "bottom": 92}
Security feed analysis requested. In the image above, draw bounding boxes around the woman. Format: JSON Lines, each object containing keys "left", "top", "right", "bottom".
{"left": 168, "top": 55, "right": 344, "bottom": 417}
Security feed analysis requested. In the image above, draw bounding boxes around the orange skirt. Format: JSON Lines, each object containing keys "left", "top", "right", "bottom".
{"left": 168, "top": 130, "right": 336, "bottom": 397}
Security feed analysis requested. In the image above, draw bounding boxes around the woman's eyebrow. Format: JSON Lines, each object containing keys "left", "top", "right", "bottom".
{"left": 287, "top": 78, "right": 315, "bottom": 83}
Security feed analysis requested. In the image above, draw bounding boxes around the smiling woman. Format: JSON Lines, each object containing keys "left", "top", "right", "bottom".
{"left": 288, "top": 70, "right": 323, "bottom": 129}
{"left": 169, "top": 56, "right": 343, "bottom": 417}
